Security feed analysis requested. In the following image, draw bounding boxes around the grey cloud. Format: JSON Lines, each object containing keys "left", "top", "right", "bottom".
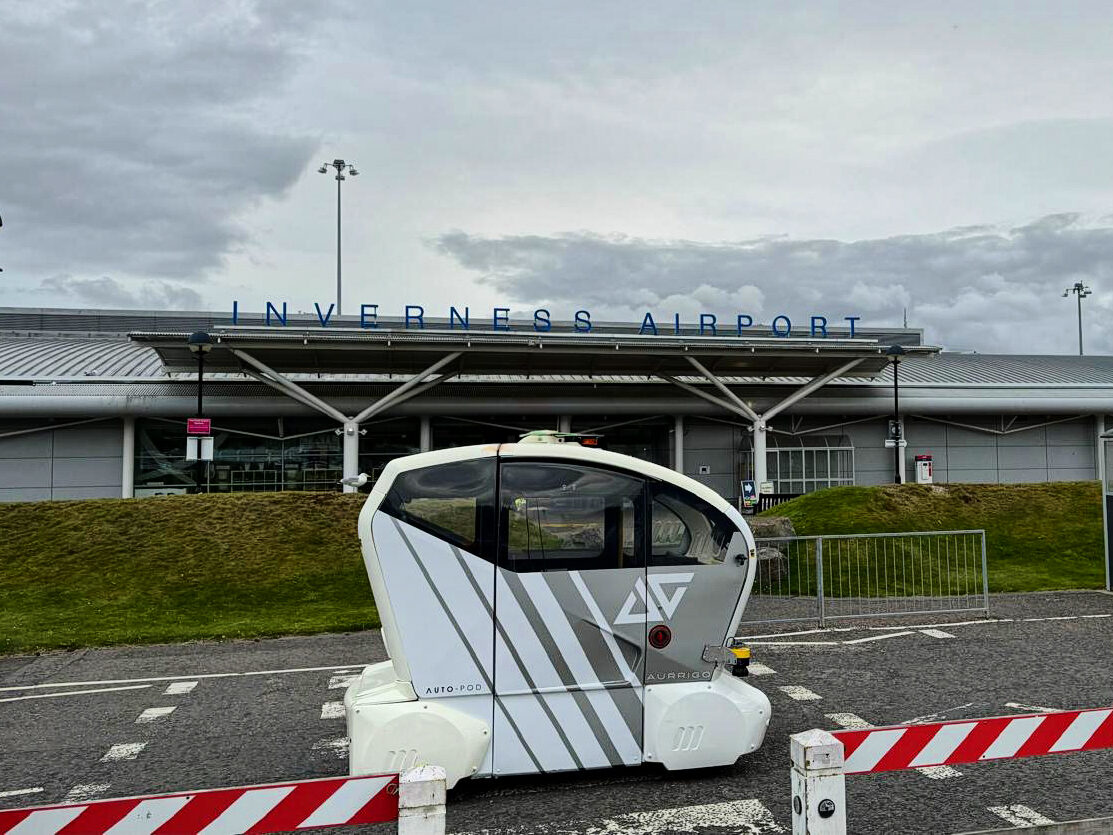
{"left": 40, "top": 275, "right": 202, "bottom": 309}
{"left": 0, "top": 1, "right": 324, "bottom": 284}
{"left": 433, "top": 215, "right": 1113, "bottom": 353}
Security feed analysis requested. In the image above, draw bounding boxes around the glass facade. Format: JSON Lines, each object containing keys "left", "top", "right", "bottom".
{"left": 134, "top": 417, "right": 419, "bottom": 495}
{"left": 570, "top": 416, "right": 672, "bottom": 467}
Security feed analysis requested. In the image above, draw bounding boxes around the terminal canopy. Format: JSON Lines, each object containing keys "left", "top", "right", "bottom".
{"left": 130, "top": 327, "right": 936, "bottom": 379}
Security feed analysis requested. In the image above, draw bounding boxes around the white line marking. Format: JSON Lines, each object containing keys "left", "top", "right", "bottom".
{"left": 988, "top": 805, "right": 1055, "bottom": 826}
{"left": 920, "top": 628, "right": 956, "bottom": 638}
{"left": 903, "top": 703, "right": 979, "bottom": 725}
{"left": 100, "top": 742, "right": 147, "bottom": 762}
{"left": 825, "top": 713, "right": 872, "bottom": 729}
{"left": 312, "top": 736, "right": 351, "bottom": 757}
{"left": 747, "top": 662, "right": 777, "bottom": 676}
{"left": 63, "top": 784, "right": 111, "bottom": 803}
{"left": 0, "top": 684, "right": 151, "bottom": 704}
{"left": 327, "top": 674, "right": 358, "bottom": 690}
{"left": 0, "top": 664, "right": 372, "bottom": 693}
{"left": 163, "top": 681, "right": 197, "bottom": 696}
{"left": 746, "top": 641, "right": 842, "bottom": 647}
{"left": 865, "top": 619, "right": 1012, "bottom": 630}
{"left": 448, "top": 799, "right": 785, "bottom": 834}
{"left": 842, "top": 631, "right": 915, "bottom": 645}
{"left": 916, "top": 765, "right": 963, "bottom": 779}
{"left": 1079, "top": 613, "right": 1112, "bottom": 618}
{"left": 1004, "top": 702, "right": 1059, "bottom": 714}
{"left": 320, "top": 700, "right": 345, "bottom": 720}
{"left": 0, "top": 788, "right": 42, "bottom": 799}
{"left": 778, "top": 685, "right": 822, "bottom": 701}
{"left": 737, "top": 627, "right": 854, "bottom": 639}
{"left": 136, "top": 706, "right": 176, "bottom": 723}
{"left": 1023, "top": 615, "right": 1080, "bottom": 622}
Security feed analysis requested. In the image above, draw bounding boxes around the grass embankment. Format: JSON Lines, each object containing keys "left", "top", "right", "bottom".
{"left": 0, "top": 493, "right": 371, "bottom": 655}
{"left": 762, "top": 482, "right": 1105, "bottom": 593}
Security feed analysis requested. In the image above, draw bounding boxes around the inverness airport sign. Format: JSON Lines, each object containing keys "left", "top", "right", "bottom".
{"left": 230, "top": 301, "right": 863, "bottom": 339}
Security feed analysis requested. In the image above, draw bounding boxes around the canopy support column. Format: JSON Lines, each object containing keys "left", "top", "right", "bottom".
{"left": 121, "top": 416, "right": 135, "bottom": 498}
{"left": 753, "top": 419, "right": 767, "bottom": 496}
{"left": 674, "top": 414, "right": 684, "bottom": 473}
{"left": 420, "top": 416, "right": 432, "bottom": 452}
{"left": 342, "top": 421, "right": 361, "bottom": 493}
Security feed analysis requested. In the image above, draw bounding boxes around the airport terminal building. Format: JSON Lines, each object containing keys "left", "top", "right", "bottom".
{"left": 1, "top": 306, "right": 1112, "bottom": 506}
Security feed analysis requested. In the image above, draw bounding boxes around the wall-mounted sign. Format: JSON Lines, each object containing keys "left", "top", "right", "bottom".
{"left": 230, "top": 301, "right": 863, "bottom": 339}
{"left": 187, "top": 418, "right": 212, "bottom": 435}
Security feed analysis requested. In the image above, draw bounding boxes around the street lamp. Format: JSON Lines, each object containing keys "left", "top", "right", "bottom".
{"left": 1062, "top": 282, "right": 1092, "bottom": 356}
{"left": 318, "top": 159, "right": 359, "bottom": 317}
{"left": 187, "top": 331, "right": 213, "bottom": 417}
{"left": 886, "top": 344, "right": 906, "bottom": 484}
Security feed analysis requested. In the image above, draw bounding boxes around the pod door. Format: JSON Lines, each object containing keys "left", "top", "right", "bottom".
{"left": 492, "top": 460, "right": 647, "bottom": 776}
{"left": 645, "top": 482, "right": 748, "bottom": 684}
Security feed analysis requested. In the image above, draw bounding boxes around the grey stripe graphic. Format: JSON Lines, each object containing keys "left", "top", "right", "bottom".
{"left": 547, "top": 572, "right": 637, "bottom": 687}
{"left": 393, "top": 521, "right": 541, "bottom": 772}
{"left": 491, "top": 573, "right": 586, "bottom": 770}
{"left": 495, "top": 697, "right": 544, "bottom": 773}
{"left": 503, "top": 572, "right": 624, "bottom": 767}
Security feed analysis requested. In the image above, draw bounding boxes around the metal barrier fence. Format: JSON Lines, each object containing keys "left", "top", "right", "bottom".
{"left": 742, "top": 530, "right": 989, "bottom": 626}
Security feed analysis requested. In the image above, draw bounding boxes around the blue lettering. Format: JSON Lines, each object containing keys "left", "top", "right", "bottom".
{"left": 314, "top": 302, "right": 335, "bottom": 327}
{"left": 450, "top": 306, "right": 469, "bottom": 330}
{"left": 360, "top": 304, "right": 379, "bottom": 328}
{"left": 772, "top": 315, "right": 792, "bottom": 337}
{"left": 810, "top": 315, "right": 828, "bottom": 338}
{"left": 231, "top": 300, "right": 239, "bottom": 325}
{"left": 493, "top": 307, "right": 510, "bottom": 330}
{"left": 405, "top": 305, "right": 424, "bottom": 329}
{"left": 736, "top": 314, "right": 753, "bottom": 335}
{"left": 844, "top": 315, "right": 860, "bottom": 337}
{"left": 265, "top": 301, "right": 287, "bottom": 326}
{"left": 533, "top": 308, "right": 552, "bottom": 331}
{"left": 674, "top": 313, "right": 681, "bottom": 335}
{"left": 574, "top": 309, "right": 592, "bottom": 333}
{"left": 639, "top": 312, "right": 658, "bottom": 335}
{"left": 699, "top": 313, "right": 717, "bottom": 336}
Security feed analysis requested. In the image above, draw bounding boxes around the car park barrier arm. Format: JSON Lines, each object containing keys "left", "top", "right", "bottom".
{"left": 0, "top": 766, "right": 447, "bottom": 835}
{"left": 791, "top": 707, "right": 1113, "bottom": 834}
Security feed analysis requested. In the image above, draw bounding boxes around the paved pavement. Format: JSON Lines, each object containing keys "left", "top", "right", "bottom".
{"left": 1, "top": 591, "right": 1110, "bottom": 834}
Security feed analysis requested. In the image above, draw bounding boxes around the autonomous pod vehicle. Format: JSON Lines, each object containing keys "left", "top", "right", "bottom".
{"left": 344, "top": 432, "right": 769, "bottom": 787}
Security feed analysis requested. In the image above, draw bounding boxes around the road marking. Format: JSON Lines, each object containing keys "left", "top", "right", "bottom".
{"left": 63, "top": 784, "right": 111, "bottom": 803}
{"left": 0, "top": 684, "right": 151, "bottom": 704}
{"left": 903, "top": 702, "right": 980, "bottom": 725}
{"left": 826, "top": 712, "right": 963, "bottom": 779}
{"left": 778, "top": 685, "right": 822, "bottom": 701}
{"left": 825, "top": 712, "right": 872, "bottom": 729}
{"left": 1004, "top": 701, "right": 1059, "bottom": 714}
{"left": 320, "top": 700, "right": 345, "bottom": 720}
{"left": 988, "top": 805, "right": 1055, "bottom": 826}
{"left": 865, "top": 619, "right": 1012, "bottom": 630}
{"left": 136, "top": 706, "right": 177, "bottom": 723}
{"left": 920, "top": 628, "right": 956, "bottom": 638}
{"left": 164, "top": 681, "right": 197, "bottom": 696}
{"left": 843, "top": 631, "right": 915, "bottom": 645}
{"left": 328, "top": 674, "right": 359, "bottom": 690}
{"left": 100, "top": 742, "right": 146, "bottom": 762}
{"left": 313, "top": 737, "right": 351, "bottom": 757}
{"left": 0, "top": 788, "right": 42, "bottom": 799}
{"left": 746, "top": 641, "right": 842, "bottom": 647}
{"left": 0, "top": 663, "right": 373, "bottom": 693}
{"left": 449, "top": 799, "right": 785, "bottom": 834}
{"left": 1080, "top": 613, "right": 1112, "bottom": 618}
{"left": 747, "top": 662, "right": 777, "bottom": 676}
{"left": 737, "top": 627, "right": 854, "bottom": 640}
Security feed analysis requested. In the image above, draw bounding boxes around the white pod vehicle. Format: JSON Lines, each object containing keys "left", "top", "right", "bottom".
{"left": 344, "top": 436, "right": 770, "bottom": 788}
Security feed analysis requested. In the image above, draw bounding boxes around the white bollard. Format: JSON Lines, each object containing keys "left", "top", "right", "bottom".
{"left": 398, "top": 766, "right": 447, "bottom": 835}
{"left": 790, "top": 729, "right": 847, "bottom": 835}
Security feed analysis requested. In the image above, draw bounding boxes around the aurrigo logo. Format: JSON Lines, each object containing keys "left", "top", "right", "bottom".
{"left": 614, "top": 572, "right": 695, "bottom": 625}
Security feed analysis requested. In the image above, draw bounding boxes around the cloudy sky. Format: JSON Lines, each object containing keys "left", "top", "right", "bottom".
{"left": 3, "top": 1, "right": 1113, "bottom": 353}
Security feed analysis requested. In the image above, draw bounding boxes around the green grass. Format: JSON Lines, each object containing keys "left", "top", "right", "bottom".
{"left": 0, "top": 493, "right": 373, "bottom": 655}
{"left": 761, "top": 482, "right": 1106, "bottom": 593}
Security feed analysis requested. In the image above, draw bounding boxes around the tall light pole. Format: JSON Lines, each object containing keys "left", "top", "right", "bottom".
{"left": 886, "top": 344, "right": 906, "bottom": 484}
{"left": 1062, "top": 282, "right": 1092, "bottom": 356}
{"left": 318, "top": 159, "right": 359, "bottom": 317}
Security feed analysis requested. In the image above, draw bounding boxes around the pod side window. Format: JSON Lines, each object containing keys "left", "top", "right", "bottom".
{"left": 380, "top": 458, "right": 497, "bottom": 561}
{"left": 650, "top": 482, "right": 734, "bottom": 566}
{"left": 498, "top": 461, "right": 646, "bottom": 573}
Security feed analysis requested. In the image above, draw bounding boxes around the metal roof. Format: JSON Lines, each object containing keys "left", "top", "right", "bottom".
{"left": 0, "top": 337, "right": 164, "bottom": 380}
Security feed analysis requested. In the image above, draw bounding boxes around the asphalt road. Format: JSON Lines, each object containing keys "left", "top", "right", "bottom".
{"left": 1, "top": 590, "right": 1110, "bottom": 834}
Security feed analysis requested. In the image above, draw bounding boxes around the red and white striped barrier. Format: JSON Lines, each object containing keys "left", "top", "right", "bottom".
{"left": 0, "top": 767, "right": 446, "bottom": 835}
{"left": 835, "top": 706, "right": 1113, "bottom": 774}
{"left": 790, "top": 707, "right": 1113, "bottom": 835}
